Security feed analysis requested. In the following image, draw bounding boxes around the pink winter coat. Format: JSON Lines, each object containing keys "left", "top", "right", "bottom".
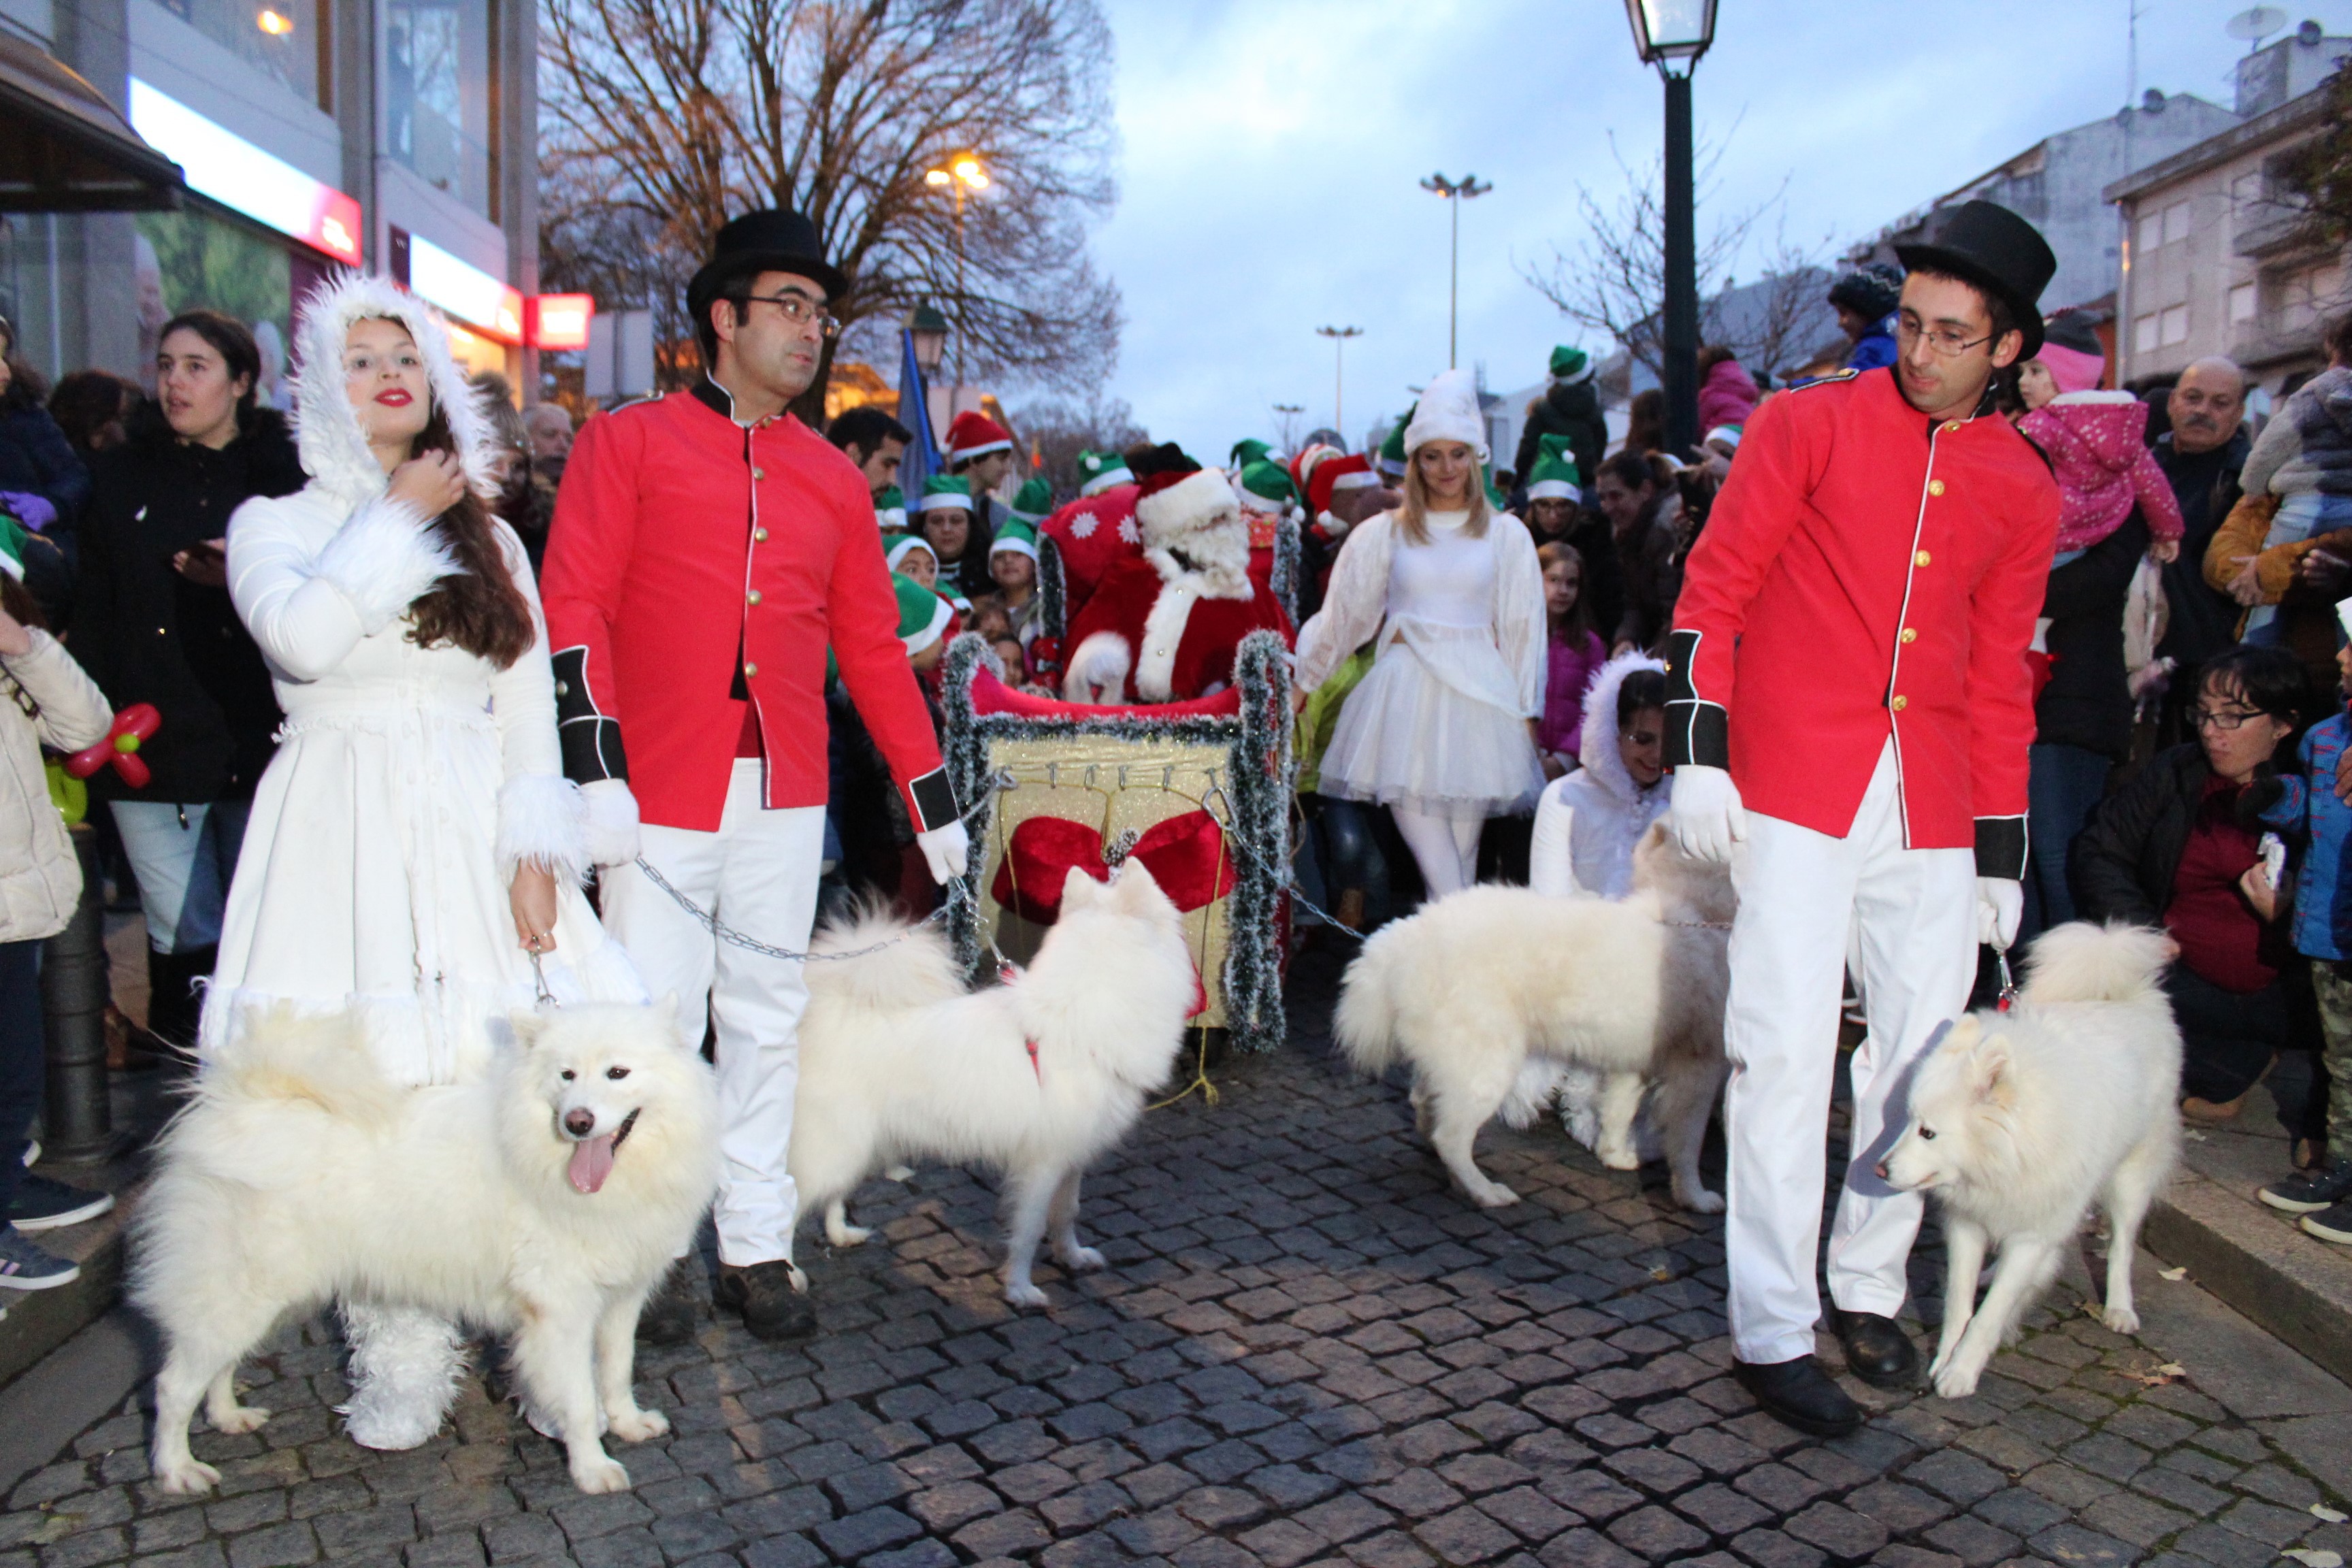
{"left": 1697, "top": 359, "right": 1759, "bottom": 434}
{"left": 2016, "top": 391, "right": 2185, "bottom": 555}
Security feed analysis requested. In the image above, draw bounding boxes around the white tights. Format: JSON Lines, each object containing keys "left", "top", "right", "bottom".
{"left": 1392, "top": 808, "right": 1485, "bottom": 898}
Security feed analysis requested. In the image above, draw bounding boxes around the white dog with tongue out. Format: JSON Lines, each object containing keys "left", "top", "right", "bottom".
{"left": 135, "top": 1000, "right": 718, "bottom": 1497}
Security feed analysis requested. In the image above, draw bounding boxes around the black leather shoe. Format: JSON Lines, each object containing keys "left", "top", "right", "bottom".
{"left": 1833, "top": 1309, "right": 1921, "bottom": 1390}
{"left": 635, "top": 1261, "right": 701, "bottom": 1345}
{"left": 1734, "top": 1355, "right": 1863, "bottom": 1438}
{"left": 715, "top": 1261, "right": 818, "bottom": 1341}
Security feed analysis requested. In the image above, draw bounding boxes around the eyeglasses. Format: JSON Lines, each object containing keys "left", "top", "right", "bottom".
{"left": 1895, "top": 314, "right": 1995, "bottom": 359}
{"left": 2192, "top": 706, "right": 2268, "bottom": 731}
{"left": 739, "top": 291, "right": 841, "bottom": 339}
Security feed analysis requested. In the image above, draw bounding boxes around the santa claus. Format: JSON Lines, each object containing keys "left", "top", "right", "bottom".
{"left": 1062, "top": 466, "right": 1296, "bottom": 704}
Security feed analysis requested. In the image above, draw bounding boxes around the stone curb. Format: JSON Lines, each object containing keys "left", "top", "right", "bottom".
{"left": 2144, "top": 1162, "right": 2352, "bottom": 1387}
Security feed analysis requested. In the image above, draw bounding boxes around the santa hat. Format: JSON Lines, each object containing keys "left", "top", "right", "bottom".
{"left": 1524, "top": 435, "right": 1582, "bottom": 503}
{"left": 1235, "top": 459, "right": 1295, "bottom": 515}
{"left": 917, "top": 474, "right": 972, "bottom": 513}
{"left": 1305, "top": 451, "right": 1377, "bottom": 517}
{"left": 887, "top": 535, "right": 938, "bottom": 572}
{"left": 1548, "top": 346, "right": 1594, "bottom": 385}
{"left": 1135, "top": 468, "right": 1249, "bottom": 595}
{"left": 1403, "top": 369, "right": 1488, "bottom": 461}
{"left": 894, "top": 571, "right": 954, "bottom": 656}
{"left": 2034, "top": 310, "right": 2107, "bottom": 397}
{"left": 1008, "top": 476, "right": 1053, "bottom": 526}
{"left": 1076, "top": 448, "right": 1132, "bottom": 497}
{"left": 990, "top": 517, "right": 1039, "bottom": 560}
{"left": 875, "top": 484, "right": 908, "bottom": 532}
{"left": 945, "top": 410, "right": 1013, "bottom": 464}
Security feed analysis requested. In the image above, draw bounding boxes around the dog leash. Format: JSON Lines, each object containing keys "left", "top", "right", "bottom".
{"left": 1995, "top": 951, "right": 2019, "bottom": 1013}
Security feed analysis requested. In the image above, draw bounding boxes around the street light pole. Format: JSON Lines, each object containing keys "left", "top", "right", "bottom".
{"left": 1620, "top": 0, "right": 1719, "bottom": 461}
{"left": 925, "top": 153, "right": 992, "bottom": 396}
{"left": 1419, "top": 174, "right": 1492, "bottom": 369}
{"left": 1316, "top": 325, "right": 1363, "bottom": 438}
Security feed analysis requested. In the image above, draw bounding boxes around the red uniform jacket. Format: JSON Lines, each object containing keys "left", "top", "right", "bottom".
{"left": 1665, "top": 368, "right": 2057, "bottom": 877}
{"left": 540, "top": 382, "right": 953, "bottom": 834}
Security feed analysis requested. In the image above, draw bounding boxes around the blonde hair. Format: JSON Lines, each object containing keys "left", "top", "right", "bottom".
{"left": 1395, "top": 440, "right": 1490, "bottom": 546}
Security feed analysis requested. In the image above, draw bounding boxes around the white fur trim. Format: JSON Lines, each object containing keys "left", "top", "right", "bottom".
{"left": 1403, "top": 368, "right": 1488, "bottom": 461}
{"left": 2047, "top": 390, "right": 2140, "bottom": 406}
{"left": 291, "top": 271, "right": 502, "bottom": 510}
{"left": 1137, "top": 470, "right": 1252, "bottom": 600}
{"left": 1135, "top": 581, "right": 1203, "bottom": 703}
{"left": 496, "top": 772, "right": 590, "bottom": 883}
{"left": 1577, "top": 651, "right": 1667, "bottom": 806}
{"left": 902, "top": 593, "right": 954, "bottom": 655}
{"left": 1065, "top": 630, "right": 1133, "bottom": 704}
{"left": 989, "top": 535, "right": 1037, "bottom": 559}
{"left": 310, "top": 495, "right": 461, "bottom": 634}
{"left": 1330, "top": 470, "right": 1379, "bottom": 491}
{"left": 580, "top": 779, "right": 640, "bottom": 868}
{"left": 1079, "top": 468, "right": 1130, "bottom": 497}
{"left": 1526, "top": 479, "right": 1581, "bottom": 502}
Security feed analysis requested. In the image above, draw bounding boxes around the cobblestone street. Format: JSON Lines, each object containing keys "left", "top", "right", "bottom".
{"left": 4, "top": 1039, "right": 2349, "bottom": 1568}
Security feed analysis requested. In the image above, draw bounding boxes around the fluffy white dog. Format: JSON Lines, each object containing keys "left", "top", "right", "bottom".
{"left": 791, "top": 862, "right": 1196, "bottom": 1308}
{"left": 136, "top": 1002, "right": 718, "bottom": 1496}
{"left": 1880, "top": 921, "right": 2182, "bottom": 1399}
{"left": 1334, "top": 824, "right": 1733, "bottom": 1213}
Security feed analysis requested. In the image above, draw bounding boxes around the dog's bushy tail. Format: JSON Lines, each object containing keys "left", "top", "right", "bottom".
{"left": 2018, "top": 921, "right": 2177, "bottom": 1006}
{"left": 1333, "top": 924, "right": 1405, "bottom": 1076}
{"left": 186, "top": 1003, "right": 402, "bottom": 1121}
{"left": 804, "top": 898, "right": 967, "bottom": 1012}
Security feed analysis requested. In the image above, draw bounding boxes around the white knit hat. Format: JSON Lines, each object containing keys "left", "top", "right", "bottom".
{"left": 1401, "top": 368, "right": 1488, "bottom": 462}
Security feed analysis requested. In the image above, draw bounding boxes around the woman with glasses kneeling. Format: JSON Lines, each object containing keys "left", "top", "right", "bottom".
{"left": 2072, "top": 644, "right": 2321, "bottom": 1137}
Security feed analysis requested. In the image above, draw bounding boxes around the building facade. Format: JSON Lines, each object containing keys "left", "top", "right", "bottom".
{"left": 0, "top": 0, "right": 538, "bottom": 395}
{"left": 2106, "top": 27, "right": 2352, "bottom": 399}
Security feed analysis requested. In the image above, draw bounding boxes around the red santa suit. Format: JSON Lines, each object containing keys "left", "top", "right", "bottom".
{"left": 1664, "top": 365, "right": 2058, "bottom": 1366}
{"left": 1040, "top": 483, "right": 1144, "bottom": 630}
{"left": 1062, "top": 468, "right": 1295, "bottom": 704}
{"left": 540, "top": 378, "right": 956, "bottom": 1272}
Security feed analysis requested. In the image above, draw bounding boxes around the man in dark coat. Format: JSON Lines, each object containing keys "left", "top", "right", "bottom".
{"left": 1514, "top": 346, "right": 1608, "bottom": 489}
{"left": 2152, "top": 357, "right": 2251, "bottom": 740}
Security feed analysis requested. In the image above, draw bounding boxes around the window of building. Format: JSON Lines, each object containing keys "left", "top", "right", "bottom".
{"left": 2160, "top": 304, "right": 2189, "bottom": 346}
{"left": 385, "top": 0, "right": 495, "bottom": 216}
{"left": 2229, "top": 282, "right": 2257, "bottom": 323}
{"left": 2138, "top": 212, "right": 2164, "bottom": 255}
{"left": 149, "top": 0, "right": 327, "bottom": 110}
{"left": 2161, "top": 200, "right": 2192, "bottom": 248}
{"left": 2232, "top": 170, "right": 2266, "bottom": 215}
{"left": 2134, "top": 313, "right": 2159, "bottom": 353}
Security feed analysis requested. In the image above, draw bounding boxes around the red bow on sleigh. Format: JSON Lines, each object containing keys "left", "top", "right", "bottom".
{"left": 65, "top": 704, "right": 162, "bottom": 789}
{"left": 991, "top": 810, "right": 1237, "bottom": 925}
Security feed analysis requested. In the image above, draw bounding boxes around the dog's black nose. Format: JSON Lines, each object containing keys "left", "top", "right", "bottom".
{"left": 564, "top": 1108, "right": 597, "bottom": 1138}
{"left": 1872, "top": 1160, "right": 1889, "bottom": 1181}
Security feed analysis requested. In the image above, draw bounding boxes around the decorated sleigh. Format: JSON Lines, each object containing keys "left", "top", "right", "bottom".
{"left": 939, "top": 630, "right": 1293, "bottom": 1054}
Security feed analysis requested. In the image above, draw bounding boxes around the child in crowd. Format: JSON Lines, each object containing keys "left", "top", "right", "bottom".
{"left": 1535, "top": 542, "right": 1607, "bottom": 779}
{"left": 1528, "top": 654, "right": 1669, "bottom": 900}
{"left": 2211, "top": 314, "right": 2349, "bottom": 642}
{"left": 989, "top": 519, "right": 1043, "bottom": 649}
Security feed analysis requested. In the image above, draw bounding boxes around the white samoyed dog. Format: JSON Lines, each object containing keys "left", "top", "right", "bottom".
{"left": 1880, "top": 921, "right": 2182, "bottom": 1399}
{"left": 135, "top": 1001, "right": 718, "bottom": 1496}
{"left": 790, "top": 861, "right": 1196, "bottom": 1309}
{"left": 1333, "top": 823, "right": 1733, "bottom": 1213}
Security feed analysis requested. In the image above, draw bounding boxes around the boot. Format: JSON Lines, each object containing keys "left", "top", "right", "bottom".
{"left": 139, "top": 945, "right": 215, "bottom": 1066}
{"left": 1335, "top": 887, "right": 1367, "bottom": 932}
{"left": 340, "top": 1303, "right": 466, "bottom": 1450}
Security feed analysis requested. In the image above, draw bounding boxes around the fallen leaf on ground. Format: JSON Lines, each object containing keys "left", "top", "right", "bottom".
{"left": 2159, "top": 1267, "right": 2187, "bottom": 1281}
{"left": 2123, "top": 1362, "right": 2187, "bottom": 1386}
{"left": 2283, "top": 1550, "right": 2342, "bottom": 1567}
{"left": 2313, "top": 1505, "right": 2349, "bottom": 1524}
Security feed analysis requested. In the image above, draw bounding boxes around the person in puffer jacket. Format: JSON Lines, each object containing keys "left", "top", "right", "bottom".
{"left": 1514, "top": 346, "right": 1609, "bottom": 491}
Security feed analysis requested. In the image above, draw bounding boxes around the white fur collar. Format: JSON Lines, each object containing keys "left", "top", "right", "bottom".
{"left": 292, "top": 271, "right": 502, "bottom": 511}
{"left": 1577, "top": 650, "right": 1667, "bottom": 806}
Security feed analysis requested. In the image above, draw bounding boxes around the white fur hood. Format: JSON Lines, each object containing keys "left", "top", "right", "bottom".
{"left": 291, "top": 272, "right": 502, "bottom": 510}
{"left": 1577, "top": 651, "right": 1666, "bottom": 805}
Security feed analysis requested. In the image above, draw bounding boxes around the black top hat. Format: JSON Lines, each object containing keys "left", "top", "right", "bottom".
{"left": 1893, "top": 199, "right": 2057, "bottom": 359}
{"left": 686, "top": 209, "right": 846, "bottom": 321}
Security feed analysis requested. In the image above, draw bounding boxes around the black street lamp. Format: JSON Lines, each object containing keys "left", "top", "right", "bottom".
{"left": 1418, "top": 174, "right": 1492, "bottom": 369}
{"left": 1622, "top": 0, "right": 1718, "bottom": 459}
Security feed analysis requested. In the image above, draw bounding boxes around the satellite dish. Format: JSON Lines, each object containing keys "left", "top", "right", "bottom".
{"left": 2226, "top": 5, "right": 2287, "bottom": 45}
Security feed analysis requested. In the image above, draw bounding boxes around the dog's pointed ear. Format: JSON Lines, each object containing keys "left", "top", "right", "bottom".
{"left": 508, "top": 1008, "right": 547, "bottom": 1047}
{"left": 1970, "top": 1032, "right": 2014, "bottom": 1104}
{"left": 1062, "top": 866, "right": 1100, "bottom": 911}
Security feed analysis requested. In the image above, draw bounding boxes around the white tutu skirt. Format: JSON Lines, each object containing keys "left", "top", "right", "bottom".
{"left": 1318, "top": 621, "right": 1544, "bottom": 822}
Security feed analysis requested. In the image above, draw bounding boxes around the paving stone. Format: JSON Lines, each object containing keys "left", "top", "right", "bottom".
{"left": 1671, "top": 1482, "right": 1772, "bottom": 1538}
{"left": 1924, "top": 1516, "right": 2023, "bottom": 1567}
{"left": 1607, "top": 1505, "right": 1711, "bottom": 1561}
{"left": 2025, "top": 1524, "right": 2138, "bottom": 1568}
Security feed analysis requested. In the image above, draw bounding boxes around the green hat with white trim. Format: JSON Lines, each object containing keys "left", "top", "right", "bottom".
{"left": 917, "top": 474, "right": 973, "bottom": 512}
{"left": 1236, "top": 459, "right": 1295, "bottom": 514}
{"left": 1524, "top": 434, "right": 1583, "bottom": 503}
{"left": 1484, "top": 464, "right": 1508, "bottom": 512}
{"left": 894, "top": 572, "right": 954, "bottom": 656}
{"left": 990, "top": 517, "right": 1039, "bottom": 559}
{"left": 1377, "top": 406, "right": 1414, "bottom": 479}
{"left": 1076, "top": 448, "right": 1132, "bottom": 497}
{"left": 887, "top": 534, "right": 938, "bottom": 573}
{"left": 1009, "top": 476, "right": 1053, "bottom": 525}
{"left": 0, "top": 517, "right": 27, "bottom": 581}
{"left": 1548, "top": 346, "right": 1593, "bottom": 384}
{"left": 875, "top": 484, "right": 908, "bottom": 531}
{"left": 1229, "top": 438, "right": 1273, "bottom": 472}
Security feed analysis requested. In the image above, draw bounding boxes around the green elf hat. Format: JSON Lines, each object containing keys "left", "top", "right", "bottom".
{"left": 1376, "top": 406, "right": 1414, "bottom": 480}
{"left": 990, "top": 517, "right": 1039, "bottom": 560}
{"left": 894, "top": 571, "right": 955, "bottom": 657}
{"left": 0, "top": 517, "right": 27, "bottom": 581}
{"left": 917, "top": 474, "right": 973, "bottom": 513}
{"left": 1548, "top": 345, "right": 1595, "bottom": 385}
{"left": 875, "top": 484, "right": 908, "bottom": 532}
{"left": 1009, "top": 475, "right": 1054, "bottom": 526}
{"left": 1228, "top": 438, "right": 1273, "bottom": 472}
{"left": 1236, "top": 459, "right": 1296, "bottom": 514}
{"left": 887, "top": 534, "right": 938, "bottom": 574}
{"left": 1524, "top": 434, "right": 1583, "bottom": 503}
{"left": 1076, "top": 448, "right": 1133, "bottom": 497}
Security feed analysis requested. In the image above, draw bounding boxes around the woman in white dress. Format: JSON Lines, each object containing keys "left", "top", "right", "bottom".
{"left": 1295, "top": 369, "right": 1546, "bottom": 897}
{"left": 206, "top": 273, "right": 640, "bottom": 1450}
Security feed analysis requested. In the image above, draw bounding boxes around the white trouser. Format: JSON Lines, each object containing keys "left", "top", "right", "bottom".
{"left": 600, "top": 759, "right": 825, "bottom": 1269}
{"left": 1724, "top": 740, "right": 1976, "bottom": 1364}
{"left": 1392, "top": 807, "right": 1484, "bottom": 897}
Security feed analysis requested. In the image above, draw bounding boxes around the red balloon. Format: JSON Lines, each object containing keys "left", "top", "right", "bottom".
{"left": 65, "top": 703, "right": 163, "bottom": 786}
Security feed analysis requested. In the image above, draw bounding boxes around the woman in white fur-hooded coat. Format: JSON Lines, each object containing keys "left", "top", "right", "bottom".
{"left": 1528, "top": 651, "right": 1670, "bottom": 900}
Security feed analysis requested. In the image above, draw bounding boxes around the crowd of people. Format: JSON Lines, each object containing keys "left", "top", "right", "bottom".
{"left": 1, "top": 196, "right": 2351, "bottom": 1444}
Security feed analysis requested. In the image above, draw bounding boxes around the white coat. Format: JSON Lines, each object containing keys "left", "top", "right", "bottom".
{"left": 0, "top": 629, "right": 112, "bottom": 943}
{"left": 1530, "top": 653, "right": 1671, "bottom": 900}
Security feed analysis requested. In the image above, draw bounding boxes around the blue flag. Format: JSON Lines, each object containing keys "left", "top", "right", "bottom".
{"left": 897, "top": 329, "right": 943, "bottom": 497}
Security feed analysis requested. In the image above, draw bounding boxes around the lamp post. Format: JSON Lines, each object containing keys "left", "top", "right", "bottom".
{"left": 925, "top": 152, "right": 991, "bottom": 389}
{"left": 1315, "top": 325, "right": 1363, "bottom": 438}
{"left": 1418, "top": 173, "right": 1492, "bottom": 369}
{"left": 1622, "top": 0, "right": 1718, "bottom": 459}
{"left": 1272, "top": 402, "right": 1304, "bottom": 455}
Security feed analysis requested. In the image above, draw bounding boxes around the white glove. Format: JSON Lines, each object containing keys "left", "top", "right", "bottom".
{"left": 916, "top": 819, "right": 971, "bottom": 886}
{"left": 581, "top": 779, "right": 640, "bottom": 868}
{"left": 1668, "top": 764, "right": 1747, "bottom": 864}
{"left": 1976, "top": 877, "right": 2023, "bottom": 951}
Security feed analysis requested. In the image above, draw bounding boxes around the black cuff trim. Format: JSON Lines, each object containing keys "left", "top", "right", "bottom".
{"left": 551, "top": 647, "right": 627, "bottom": 783}
{"left": 1664, "top": 700, "right": 1729, "bottom": 770}
{"left": 1975, "top": 817, "right": 2027, "bottom": 881}
{"left": 1664, "top": 628, "right": 1701, "bottom": 706}
{"left": 908, "top": 766, "right": 959, "bottom": 834}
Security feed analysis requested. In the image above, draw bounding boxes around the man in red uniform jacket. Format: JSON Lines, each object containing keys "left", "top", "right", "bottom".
{"left": 541, "top": 210, "right": 969, "bottom": 1343}
{"left": 1663, "top": 202, "right": 2061, "bottom": 1435}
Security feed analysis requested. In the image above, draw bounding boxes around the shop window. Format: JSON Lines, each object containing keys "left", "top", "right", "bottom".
{"left": 134, "top": 205, "right": 295, "bottom": 402}
{"left": 386, "top": 0, "right": 494, "bottom": 215}
{"left": 149, "top": 0, "right": 325, "bottom": 110}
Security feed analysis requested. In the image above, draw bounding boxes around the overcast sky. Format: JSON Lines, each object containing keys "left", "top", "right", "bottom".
{"left": 1081, "top": 0, "right": 2352, "bottom": 461}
